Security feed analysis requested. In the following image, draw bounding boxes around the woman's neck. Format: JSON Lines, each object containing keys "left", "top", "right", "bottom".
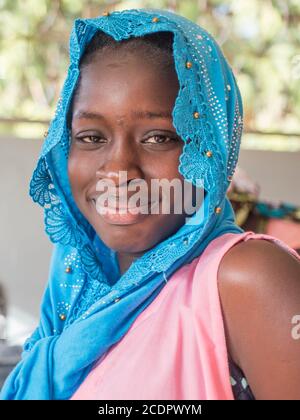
{"left": 117, "top": 251, "right": 145, "bottom": 275}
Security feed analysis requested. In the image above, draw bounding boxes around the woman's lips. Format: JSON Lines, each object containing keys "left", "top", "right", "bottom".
{"left": 90, "top": 198, "right": 159, "bottom": 225}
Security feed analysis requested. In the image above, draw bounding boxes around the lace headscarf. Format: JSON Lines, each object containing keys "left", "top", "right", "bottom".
{"left": 1, "top": 8, "right": 244, "bottom": 400}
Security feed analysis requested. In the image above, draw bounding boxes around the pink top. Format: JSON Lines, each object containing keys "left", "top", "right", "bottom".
{"left": 266, "top": 218, "right": 300, "bottom": 250}
{"left": 71, "top": 231, "right": 300, "bottom": 400}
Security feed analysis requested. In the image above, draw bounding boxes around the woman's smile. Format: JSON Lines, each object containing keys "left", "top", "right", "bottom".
{"left": 90, "top": 197, "right": 160, "bottom": 225}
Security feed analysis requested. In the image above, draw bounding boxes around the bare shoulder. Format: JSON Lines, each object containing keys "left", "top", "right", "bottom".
{"left": 218, "top": 237, "right": 300, "bottom": 400}
{"left": 219, "top": 238, "right": 300, "bottom": 300}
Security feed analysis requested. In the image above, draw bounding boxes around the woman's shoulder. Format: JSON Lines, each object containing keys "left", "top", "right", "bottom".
{"left": 217, "top": 234, "right": 300, "bottom": 399}
{"left": 218, "top": 233, "right": 300, "bottom": 293}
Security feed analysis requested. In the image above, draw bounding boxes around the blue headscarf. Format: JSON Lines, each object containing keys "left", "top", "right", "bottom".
{"left": 1, "top": 8, "right": 244, "bottom": 400}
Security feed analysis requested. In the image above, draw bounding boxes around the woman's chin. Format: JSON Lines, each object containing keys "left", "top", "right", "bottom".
{"left": 92, "top": 224, "right": 158, "bottom": 255}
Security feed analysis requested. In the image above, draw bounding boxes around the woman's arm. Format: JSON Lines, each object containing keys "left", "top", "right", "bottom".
{"left": 218, "top": 238, "right": 300, "bottom": 400}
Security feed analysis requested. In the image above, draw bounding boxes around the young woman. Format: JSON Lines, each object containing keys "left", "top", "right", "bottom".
{"left": 1, "top": 8, "right": 300, "bottom": 400}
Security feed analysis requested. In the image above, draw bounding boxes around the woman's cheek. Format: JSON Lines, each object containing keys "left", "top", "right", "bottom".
{"left": 68, "top": 152, "right": 90, "bottom": 195}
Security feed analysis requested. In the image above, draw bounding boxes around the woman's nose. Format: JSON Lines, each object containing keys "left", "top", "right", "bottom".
{"left": 96, "top": 138, "right": 143, "bottom": 186}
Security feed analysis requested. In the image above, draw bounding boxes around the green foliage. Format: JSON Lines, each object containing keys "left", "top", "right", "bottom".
{"left": 1, "top": 0, "right": 300, "bottom": 139}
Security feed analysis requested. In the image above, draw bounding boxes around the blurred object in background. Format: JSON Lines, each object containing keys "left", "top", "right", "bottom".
{"left": 228, "top": 167, "right": 300, "bottom": 254}
{"left": 227, "top": 166, "right": 260, "bottom": 198}
{"left": 0, "top": 342, "right": 22, "bottom": 389}
{"left": 0, "top": 283, "right": 7, "bottom": 341}
{"left": 0, "top": 284, "right": 22, "bottom": 389}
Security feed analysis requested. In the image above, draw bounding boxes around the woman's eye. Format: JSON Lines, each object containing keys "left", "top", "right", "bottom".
{"left": 73, "top": 134, "right": 179, "bottom": 146}
{"left": 143, "top": 135, "right": 177, "bottom": 144}
{"left": 75, "top": 135, "right": 105, "bottom": 144}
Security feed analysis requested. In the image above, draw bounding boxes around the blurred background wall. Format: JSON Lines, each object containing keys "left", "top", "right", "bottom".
{"left": 0, "top": 0, "right": 299, "bottom": 341}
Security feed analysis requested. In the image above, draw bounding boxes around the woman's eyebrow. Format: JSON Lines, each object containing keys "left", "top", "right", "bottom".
{"left": 73, "top": 110, "right": 173, "bottom": 120}
{"left": 132, "top": 110, "right": 173, "bottom": 120}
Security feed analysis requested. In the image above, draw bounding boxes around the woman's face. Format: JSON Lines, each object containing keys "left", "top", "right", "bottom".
{"left": 68, "top": 48, "right": 195, "bottom": 255}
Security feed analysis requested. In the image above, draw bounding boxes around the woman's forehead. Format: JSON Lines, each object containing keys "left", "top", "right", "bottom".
{"left": 80, "top": 48, "right": 178, "bottom": 80}
{"left": 73, "top": 55, "right": 179, "bottom": 114}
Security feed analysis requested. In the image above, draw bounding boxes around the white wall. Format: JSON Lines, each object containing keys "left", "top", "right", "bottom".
{"left": 0, "top": 136, "right": 52, "bottom": 332}
{"left": 0, "top": 136, "right": 299, "bottom": 329}
{"left": 238, "top": 149, "right": 300, "bottom": 206}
